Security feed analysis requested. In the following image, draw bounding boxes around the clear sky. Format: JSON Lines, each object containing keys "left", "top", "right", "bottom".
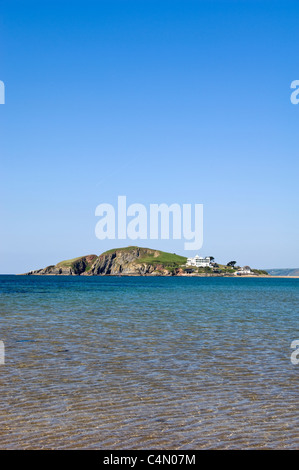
{"left": 1, "top": 0, "right": 299, "bottom": 273}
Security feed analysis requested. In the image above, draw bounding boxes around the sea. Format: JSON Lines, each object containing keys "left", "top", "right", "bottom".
{"left": 0, "top": 275, "right": 298, "bottom": 449}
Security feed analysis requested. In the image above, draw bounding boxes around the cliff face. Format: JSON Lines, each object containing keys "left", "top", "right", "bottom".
{"left": 85, "top": 247, "right": 157, "bottom": 275}
{"left": 26, "top": 254, "right": 98, "bottom": 276}
{"left": 25, "top": 247, "right": 182, "bottom": 276}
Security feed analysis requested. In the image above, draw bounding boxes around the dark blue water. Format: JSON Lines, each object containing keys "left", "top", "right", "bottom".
{"left": 0, "top": 275, "right": 298, "bottom": 449}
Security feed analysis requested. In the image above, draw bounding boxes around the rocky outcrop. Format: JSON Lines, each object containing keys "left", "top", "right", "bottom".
{"left": 84, "top": 247, "right": 164, "bottom": 275}
{"left": 25, "top": 266, "right": 75, "bottom": 275}
{"left": 24, "top": 247, "right": 177, "bottom": 276}
{"left": 25, "top": 255, "right": 98, "bottom": 276}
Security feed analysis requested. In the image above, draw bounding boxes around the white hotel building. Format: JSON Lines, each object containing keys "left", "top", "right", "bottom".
{"left": 186, "top": 255, "right": 211, "bottom": 268}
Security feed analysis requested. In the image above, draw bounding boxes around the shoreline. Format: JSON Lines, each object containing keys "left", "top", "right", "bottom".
{"left": 15, "top": 273, "right": 299, "bottom": 278}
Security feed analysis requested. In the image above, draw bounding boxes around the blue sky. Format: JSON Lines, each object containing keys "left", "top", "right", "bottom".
{"left": 1, "top": 0, "right": 299, "bottom": 273}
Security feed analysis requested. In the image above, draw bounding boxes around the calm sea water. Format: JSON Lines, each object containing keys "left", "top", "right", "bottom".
{"left": 0, "top": 275, "right": 298, "bottom": 449}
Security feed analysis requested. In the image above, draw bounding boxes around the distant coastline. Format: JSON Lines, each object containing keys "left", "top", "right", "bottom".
{"left": 266, "top": 268, "right": 299, "bottom": 277}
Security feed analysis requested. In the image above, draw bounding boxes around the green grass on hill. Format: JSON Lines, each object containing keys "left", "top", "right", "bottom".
{"left": 57, "top": 256, "right": 86, "bottom": 267}
{"left": 252, "top": 269, "right": 269, "bottom": 275}
{"left": 101, "top": 246, "right": 141, "bottom": 256}
{"left": 137, "top": 250, "right": 187, "bottom": 267}
{"left": 101, "top": 246, "right": 187, "bottom": 267}
{"left": 57, "top": 255, "right": 97, "bottom": 270}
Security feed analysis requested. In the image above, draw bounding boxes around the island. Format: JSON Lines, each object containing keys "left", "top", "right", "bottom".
{"left": 22, "top": 246, "right": 269, "bottom": 277}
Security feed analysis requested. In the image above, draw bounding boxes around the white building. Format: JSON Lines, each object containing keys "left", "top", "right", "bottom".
{"left": 186, "top": 255, "right": 211, "bottom": 268}
{"left": 235, "top": 266, "right": 252, "bottom": 275}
